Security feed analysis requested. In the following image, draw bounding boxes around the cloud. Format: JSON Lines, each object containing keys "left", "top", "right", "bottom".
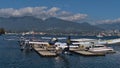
{"left": 59, "top": 13, "right": 87, "bottom": 21}
{"left": 0, "top": 8, "right": 15, "bottom": 17}
{"left": 0, "top": 6, "right": 88, "bottom": 21}
{"left": 47, "top": 7, "right": 60, "bottom": 16}
{"left": 97, "top": 18, "right": 120, "bottom": 24}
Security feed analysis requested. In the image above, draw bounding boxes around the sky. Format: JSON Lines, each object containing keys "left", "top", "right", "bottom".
{"left": 0, "top": 0, "right": 120, "bottom": 24}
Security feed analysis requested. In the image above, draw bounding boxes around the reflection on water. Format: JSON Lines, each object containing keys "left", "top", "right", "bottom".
{"left": 55, "top": 55, "right": 70, "bottom": 68}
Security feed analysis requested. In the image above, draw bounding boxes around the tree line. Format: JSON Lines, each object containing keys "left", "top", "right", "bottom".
{"left": 0, "top": 28, "right": 5, "bottom": 34}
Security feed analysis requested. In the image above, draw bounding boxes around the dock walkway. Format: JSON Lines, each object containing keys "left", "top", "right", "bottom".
{"left": 32, "top": 45, "right": 57, "bottom": 57}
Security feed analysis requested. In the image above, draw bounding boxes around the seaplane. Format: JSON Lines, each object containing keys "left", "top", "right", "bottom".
{"left": 53, "top": 36, "right": 79, "bottom": 55}
{"left": 70, "top": 38, "right": 115, "bottom": 53}
{"left": 26, "top": 36, "right": 79, "bottom": 54}
{"left": 41, "top": 36, "right": 79, "bottom": 49}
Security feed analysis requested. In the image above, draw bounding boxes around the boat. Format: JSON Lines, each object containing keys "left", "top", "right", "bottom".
{"left": 98, "top": 38, "right": 120, "bottom": 45}
{"left": 96, "top": 34, "right": 103, "bottom": 38}
{"left": 106, "top": 38, "right": 120, "bottom": 44}
{"left": 88, "top": 44, "right": 114, "bottom": 53}
{"left": 96, "top": 33, "right": 105, "bottom": 38}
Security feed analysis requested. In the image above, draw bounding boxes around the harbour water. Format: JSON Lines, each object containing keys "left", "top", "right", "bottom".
{"left": 0, "top": 34, "right": 120, "bottom": 68}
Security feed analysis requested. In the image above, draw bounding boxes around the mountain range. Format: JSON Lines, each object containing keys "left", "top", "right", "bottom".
{"left": 96, "top": 22, "right": 120, "bottom": 30}
{"left": 0, "top": 16, "right": 103, "bottom": 33}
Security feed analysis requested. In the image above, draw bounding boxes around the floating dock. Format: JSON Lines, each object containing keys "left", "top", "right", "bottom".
{"left": 70, "top": 48, "right": 105, "bottom": 56}
{"left": 32, "top": 45, "right": 57, "bottom": 57}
